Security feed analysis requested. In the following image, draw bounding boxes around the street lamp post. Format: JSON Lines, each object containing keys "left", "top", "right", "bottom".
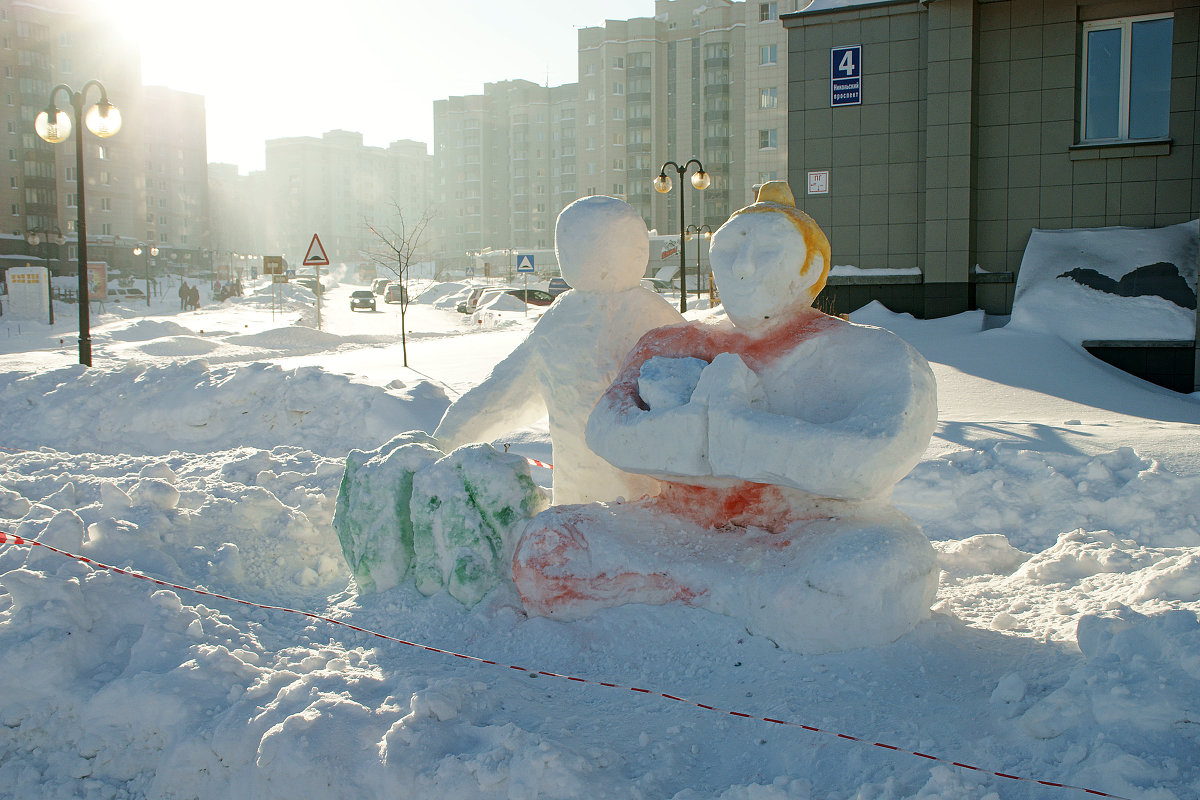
{"left": 684, "top": 223, "right": 714, "bottom": 306}
{"left": 34, "top": 80, "right": 122, "bottom": 367}
{"left": 654, "top": 158, "right": 710, "bottom": 314}
{"left": 133, "top": 243, "right": 158, "bottom": 308}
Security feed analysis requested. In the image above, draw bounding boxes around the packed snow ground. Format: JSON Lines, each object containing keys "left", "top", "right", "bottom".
{"left": 0, "top": 274, "right": 1198, "bottom": 799}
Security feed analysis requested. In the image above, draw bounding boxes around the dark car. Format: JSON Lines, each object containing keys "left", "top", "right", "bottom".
{"left": 350, "top": 290, "right": 376, "bottom": 311}
{"left": 506, "top": 288, "right": 554, "bottom": 306}
{"left": 547, "top": 277, "right": 571, "bottom": 297}
{"left": 384, "top": 283, "right": 407, "bottom": 304}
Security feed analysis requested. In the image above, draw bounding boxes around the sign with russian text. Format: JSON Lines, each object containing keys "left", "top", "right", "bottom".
{"left": 831, "top": 45, "right": 862, "bottom": 107}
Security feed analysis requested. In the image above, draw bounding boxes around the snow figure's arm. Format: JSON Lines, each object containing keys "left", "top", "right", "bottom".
{"left": 434, "top": 340, "right": 546, "bottom": 452}
{"left": 585, "top": 323, "right": 717, "bottom": 478}
{"left": 706, "top": 332, "right": 938, "bottom": 500}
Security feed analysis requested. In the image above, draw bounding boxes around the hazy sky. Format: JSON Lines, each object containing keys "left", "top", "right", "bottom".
{"left": 103, "top": 1, "right": 655, "bottom": 174}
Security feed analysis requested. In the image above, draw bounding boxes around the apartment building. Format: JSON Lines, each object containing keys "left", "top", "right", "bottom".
{"left": 429, "top": 0, "right": 796, "bottom": 272}
{"left": 0, "top": 0, "right": 216, "bottom": 279}
{"left": 432, "top": 80, "right": 575, "bottom": 271}
{"left": 263, "top": 130, "right": 432, "bottom": 266}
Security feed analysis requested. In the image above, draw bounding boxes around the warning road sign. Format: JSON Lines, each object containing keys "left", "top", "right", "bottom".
{"left": 516, "top": 254, "right": 535, "bottom": 273}
{"left": 302, "top": 234, "right": 330, "bottom": 267}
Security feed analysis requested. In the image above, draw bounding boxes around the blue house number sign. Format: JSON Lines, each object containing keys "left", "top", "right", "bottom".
{"left": 831, "top": 45, "right": 862, "bottom": 107}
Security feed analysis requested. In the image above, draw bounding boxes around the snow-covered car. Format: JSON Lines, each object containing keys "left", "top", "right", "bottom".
{"left": 107, "top": 287, "right": 147, "bottom": 302}
{"left": 547, "top": 277, "right": 571, "bottom": 297}
{"left": 349, "top": 290, "right": 376, "bottom": 311}
{"left": 384, "top": 283, "right": 407, "bottom": 304}
{"left": 371, "top": 278, "right": 389, "bottom": 294}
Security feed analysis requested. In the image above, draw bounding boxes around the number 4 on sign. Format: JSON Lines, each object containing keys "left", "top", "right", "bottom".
{"left": 302, "top": 234, "right": 330, "bottom": 268}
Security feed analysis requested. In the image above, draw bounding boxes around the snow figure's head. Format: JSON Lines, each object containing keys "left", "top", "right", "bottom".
{"left": 554, "top": 195, "right": 650, "bottom": 293}
{"left": 709, "top": 181, "right": 831, "bottom": 328}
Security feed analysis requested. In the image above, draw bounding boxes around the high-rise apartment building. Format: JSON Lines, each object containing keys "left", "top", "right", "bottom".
{"left": 139, "top": 85, "right": 208, "bottom": 252}
{"left": 0, "top": 0, "right": 141, "bottom": 242}
{"left": 0, "top": 0, "right": 215, "bottom": 278}
{"left": 263, "top": 130, "right": 432, "bottom": 267}
{"left": 579, "top": 0, "right": 796, "bottom": 236}
{"left": 432, "top": 80, "right": 576, "bottom": 271}
{"left": 429, "top": 1, "right": 794, "bottom": 270}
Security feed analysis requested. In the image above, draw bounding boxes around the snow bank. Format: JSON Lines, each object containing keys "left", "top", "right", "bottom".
{"left": 0, "top": 361, "right": 449, "bottom": 457}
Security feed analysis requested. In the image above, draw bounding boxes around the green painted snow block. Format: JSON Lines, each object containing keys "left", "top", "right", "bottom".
{"left": 333, "top": 431, "right": 442, "bottom": 593}
{"left": 410, "top": 443, "right": 549, "bottom": 607}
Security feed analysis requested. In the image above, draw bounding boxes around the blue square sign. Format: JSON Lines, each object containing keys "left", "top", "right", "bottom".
{"left": 831, "top": 45, "right": 862, "bottom": 107}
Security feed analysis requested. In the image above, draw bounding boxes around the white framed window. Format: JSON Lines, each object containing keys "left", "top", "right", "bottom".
{"left": 760, "top": 2, "right": 778, "bottom": 21}
{"left": 613, "top": 82, "right": 625, "bottom": 95}
{"left": 760, "top": 87, "right": 778, "bottom": 109}
{"left": 612, "top": 57, "right": 624, "bottom": 69}
{"left": 758, "top": 129, "right": 777, "bottom": 149}
{"left": 1081, "top": 14, "right": 1173, "bottom": 142}
{"left": 613, "top": 107, "right": 624, "bottom": 120}
{"left": 760, "top": 44, "right": 777, "bottom": 66}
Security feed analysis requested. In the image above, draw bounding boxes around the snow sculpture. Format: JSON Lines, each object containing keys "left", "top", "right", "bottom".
{"left": 512, "top": 182, "right": 940, "bottom": 652}
{"left": 336, "top": 196, "right": 681, "bottom": 604}
{"left": 333, "top": 432, "right": 547, "bottom": 604}
{"left": 434, "top": 195, "right": 684, "bottom": 505}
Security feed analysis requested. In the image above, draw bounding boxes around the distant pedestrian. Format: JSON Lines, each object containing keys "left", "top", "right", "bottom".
{"left": 188, "top": 285, "right": 200, "bottom": 311}
{"left": 178, "top": 281, "right": 189, "bottom": 311}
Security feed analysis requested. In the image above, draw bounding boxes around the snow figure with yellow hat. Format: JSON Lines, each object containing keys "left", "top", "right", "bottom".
{"left": 512, "top": 181, "right": 940, "bottom": 653}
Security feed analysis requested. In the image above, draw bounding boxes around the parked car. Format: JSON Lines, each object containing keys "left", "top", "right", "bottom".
{"left": 505, "top": 288, "right": 554, "bottom": 306}
{"left": 107, "top": 287, "right": 146, "bottom": 302}
{"left": 371, "top": 278, "right": 389, "bottom": 294}
{"left": 640, "top": 278, "right": 673, "bottom": 294}
{"left": 349, "top": 290, "right": 376, "bottom": 311}
{"left": 384, "top": 283, "right": 407, "bottom": 304}
{"left": 456, "top": 287, "right": 490, "bottom": 314}
{"left": 547, "top": 277, "right": 572, "bottom": 297}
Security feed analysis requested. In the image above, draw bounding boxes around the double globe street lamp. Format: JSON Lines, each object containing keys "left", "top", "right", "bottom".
{"left": 34, "top": 79, "right": 122, "bottom": 367}
{"left": 133, "top": 243, "right": 159, "bottom": 308}
{"left": 654, "top": 159, "right": 710, "bottom": 314}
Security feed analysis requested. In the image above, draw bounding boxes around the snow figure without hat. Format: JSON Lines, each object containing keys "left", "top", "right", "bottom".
{"left": 434, "top": 195, "right": 684, "bottom": 505}
{"left": 513, "top": 181, "right": 940, "bottom": 653}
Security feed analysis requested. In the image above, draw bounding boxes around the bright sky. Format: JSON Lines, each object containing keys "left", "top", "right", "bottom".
{"left": 102, "top": 0, "right": 655, "bottom": 174}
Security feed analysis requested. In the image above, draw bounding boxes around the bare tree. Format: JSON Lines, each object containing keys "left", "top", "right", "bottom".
{"left": 365, "top": 204, "right": 433, "bottom": 367}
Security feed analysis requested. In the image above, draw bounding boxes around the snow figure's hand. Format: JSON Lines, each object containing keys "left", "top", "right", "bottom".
{"left": 691, "top": 352, "right": 765, "bottom": 410}
{"left": 637, "top": 356, "right": 708, "bottom": 410}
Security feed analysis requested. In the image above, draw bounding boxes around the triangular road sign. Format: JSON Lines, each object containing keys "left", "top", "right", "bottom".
{"left": 516, "top": 254, "right": 535, "bottom": 273}
{"left": 302, "top": 233, "right": 330, "bottom": 267}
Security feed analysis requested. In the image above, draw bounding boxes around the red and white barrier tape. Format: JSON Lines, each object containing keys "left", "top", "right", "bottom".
{"left": 0, "top": 529, "right": 1131, "bottom": 800}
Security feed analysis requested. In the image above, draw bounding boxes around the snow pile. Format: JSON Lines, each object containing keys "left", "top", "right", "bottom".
{"left": 1010, "top": 220, "right": 1198, "bottom": 343}
{"left": 0, "top": 360, "right": 448, "bottom": 456}
{"left": 0, "top": 270, "right": 1198, "bottom": 798}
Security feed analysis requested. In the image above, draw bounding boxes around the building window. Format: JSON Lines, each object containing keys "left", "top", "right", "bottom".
{"left": 101, "top": 223, "right": 111, "bottom": 235}
{"left": 760, "top": 44, "right": 777, "bottom": 66}
{"left": 760, "top": 2, "right": 778, "bottom": 21}
{"left": 101, "top": 198, "right": 111, "bottom": 211}
{"left": 612, "top": 57, "right": 624, "bottom": 69}
{"left": 758, "top": 129, "right": 777, "bottom": 149}
{"left": 613, "top": 82, "right": 624, "bottom": 95}
{"left": 1081, "top": 14, "right": 1173, "bottom": 142}
{"left": 613, "top": 107, "right": 624, "bottom": 120}
{"left": 760, "top": 87, "right": 778, "bottom": 109}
